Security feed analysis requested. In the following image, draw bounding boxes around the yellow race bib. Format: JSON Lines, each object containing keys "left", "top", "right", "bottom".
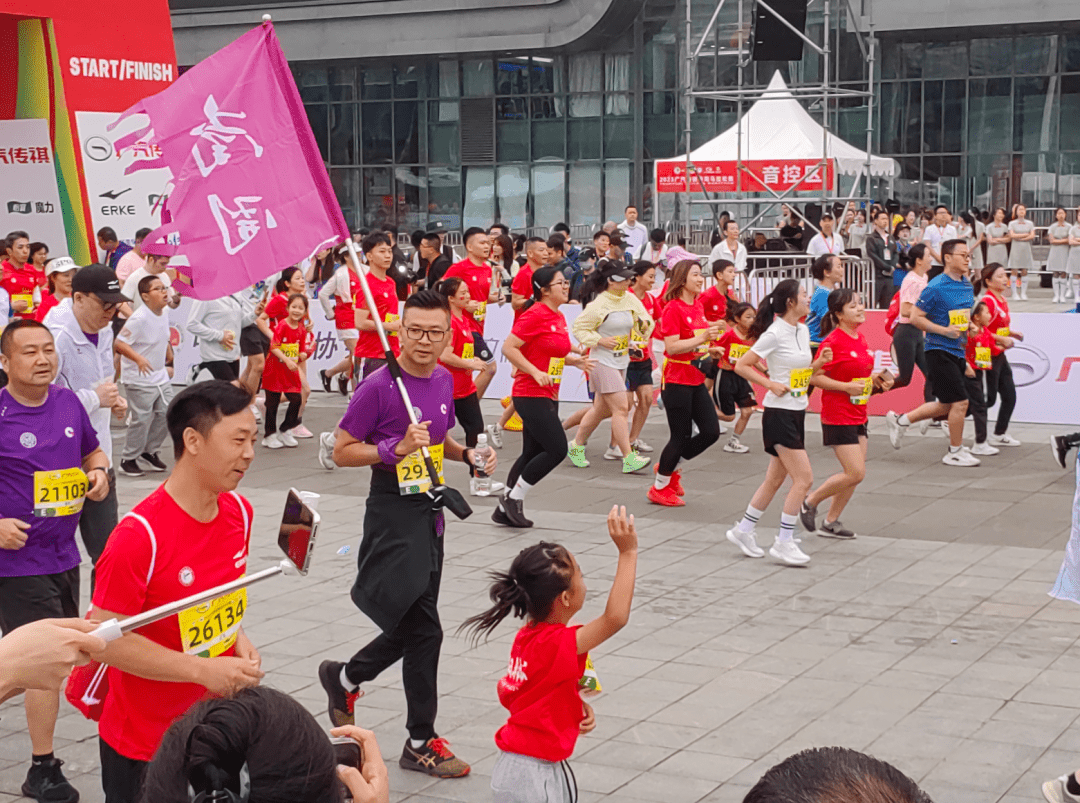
{"left": 612, "top": 334, "right": 629, "bottom": 358}
{"left": 385, "top": 312, "right": 400, "bottom": 337}
{"left": 949, "top": 309, "right": 970, "bottom": 331}
{"left": 13, "top": 294, "right": 33, "bottom": 313}
{"left": 693, "top": 328, "right": 709, "bottom": 357}
{"left": 547, "top": 357, "right": 565, "bottom": 384}
{"left": 728, "top": 343, "right": 749, "bottom": 362}
{"left": 474, "top": 301, "right": 486, "bottom": 323}
{"left": 996, "top": 326, "right": 1010, "bottom": 337}
{"left": 396, "top": 443, "right": 444, "bottom": 496}
{"left": 974, "top": 347, "right": 992, "bottom": 369}
{"left": 278, "top": 342, "right": 299, "bottom": 359}
{"left": 579, "top": 654, "right": 602, "bottom": 697}
{"left": 789, "top": 367, "right": 812, "bottom": 398}
{"left": 179, "top": 588, "right": 247, "bottom": 657}
{"left": 33, "top": 468, "right": 88, "bottom": 518}
{"left": 850, "top": 377, "right": 873, "bottom": 406}
{"left": 461, "top": 342, "right": 474, "bottom": 360}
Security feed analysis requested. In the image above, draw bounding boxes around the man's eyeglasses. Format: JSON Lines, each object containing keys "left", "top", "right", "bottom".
{"left": 403, "top": 327, "right": 449, "bottom": 342}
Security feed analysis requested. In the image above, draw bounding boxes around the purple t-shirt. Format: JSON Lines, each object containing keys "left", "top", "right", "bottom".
{"left": 338, "top": 364, "right": 456, "bottom": 474}
{"left": 0, "top": 385, "right": 100, "bottom": 577}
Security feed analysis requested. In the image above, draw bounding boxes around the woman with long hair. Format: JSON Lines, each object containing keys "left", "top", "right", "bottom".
{"left": 890, "top": 242, "right": 934, "bottom": 401}
{"left": 984, "top": 207, "right": 1010, "bottom": 269}
{"left": 728, "top": 279, "right": 831, "bottom": 566}
{"left": 1008, "top": 204, "right": 1036, "bottom": 300}
{"left": 973, "top": 263, "right": 1023, "bottom": 447}
{"left": 959, "top": 210, "right": 984, "bottom": 274}
{"left": 318, "top": 246, "right": 363, "bottom": 396}
{"left": 627, "top": 261, "right": 659, "bottom": 452}
{"left": 490, "top": 233, "right": 516, "bottom": 297}
{"left": 647, "top": 260, "right": 721, "bottom": 508}
{"left": 1048, "top": 206, "right": 1072, "bottom": 303}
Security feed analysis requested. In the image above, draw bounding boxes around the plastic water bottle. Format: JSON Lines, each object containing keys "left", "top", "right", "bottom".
{"left": 473, "top": 434, "right": 493, "bottom": 496}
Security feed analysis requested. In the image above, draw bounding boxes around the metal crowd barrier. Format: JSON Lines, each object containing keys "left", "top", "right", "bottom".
{"left": 712, "top": 253, "right": 877, "bottom": 310}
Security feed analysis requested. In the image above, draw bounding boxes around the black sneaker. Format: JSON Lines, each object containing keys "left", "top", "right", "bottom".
{"left": 799, "top": 500, "right": 818, "bottom": 534}
{"left": 818, "top": 520, "right": 856, "bottom": 539}
{"left": 22, "top": 758, "right": 78, "bottom": 803}
{"left": 491, "top": 494, "right": 533, "bottom": 528}
{"left": 318, "top": 660, "right": 362, "bottom": 727}
{"left": 140, "top": 452, "right": 167, "bottom": 471}
{"left": 337, "top": 374, "right": 349, "bottom": 396}
{"left": 1051, "top": 434, "right": 1072, "bottom": 470}
{"left": 119, "top": 459, "right": 144, "bottom": 477}
{"left": 319, "top": 368, "right": 332, "bottom": 394}
{"left": 399, "top": 738, "right": 471, "bottom": 778}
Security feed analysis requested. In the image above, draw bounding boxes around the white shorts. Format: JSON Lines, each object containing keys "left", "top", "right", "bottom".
{"left": 335, "top": 328, "right": 359, "bottom": 342}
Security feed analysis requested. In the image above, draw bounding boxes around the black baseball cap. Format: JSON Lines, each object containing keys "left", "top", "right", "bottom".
{"left": 72, "top": 264, "right": 130, "bottom": 304}
{"left": 603, "top": 261, "right": 634, "bottom": 282}
{"left": 426, "top": 220, "right": 447, "bottom": 234}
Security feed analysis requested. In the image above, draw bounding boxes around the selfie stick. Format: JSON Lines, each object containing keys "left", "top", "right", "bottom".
{"left": 343, "top": 239, "right": 472, "bottom": 520}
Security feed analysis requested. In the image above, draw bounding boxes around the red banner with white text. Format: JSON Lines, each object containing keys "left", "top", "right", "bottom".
{"left": 656, "top": 158, "right": 835, "bottom": 194}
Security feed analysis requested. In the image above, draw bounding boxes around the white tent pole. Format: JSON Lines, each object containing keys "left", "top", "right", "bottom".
{"left": 865, "top": 21, "right": 876, "bottom": 201}
{"left": 736, "top": 0, "right": 744, "bottom": 200}
{"left": 684, "top": 0, "right": 692, "bottom": 237}
{"left": 822, "top": 0, "right": 830, "bottom": 213}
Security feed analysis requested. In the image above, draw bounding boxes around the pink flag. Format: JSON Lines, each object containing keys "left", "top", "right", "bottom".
{"left": 108, "top": 22, "right": 348, "bottom": 299}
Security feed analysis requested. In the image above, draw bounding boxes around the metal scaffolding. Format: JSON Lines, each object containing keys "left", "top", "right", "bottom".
{"left": 681, "top": 0, "right": 878, "bottom": 236}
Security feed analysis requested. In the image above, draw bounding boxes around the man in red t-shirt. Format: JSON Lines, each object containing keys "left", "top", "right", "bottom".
{"left": 443, "top": 227, "right": 501, "bottom": 398}
{"left": 2, "top": 230, "right": 43, "bottom": 320}
{"left": 354, "top": 231, "right": 402, "bottom": 382}
{"left": 90, "top": 381, "right": 265, "bottom": 803}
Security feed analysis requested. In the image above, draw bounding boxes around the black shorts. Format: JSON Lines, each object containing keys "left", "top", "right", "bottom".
{"left": 202, "top": 359, "right": 240, "bottom": 382}
{"left": 627, "top": 360, "right": 653, "bottom": 391}
{"left": 761, "top": 407, "right": 805, "bottom": 457}
{"left": 703, "top": 359, "right": 720, "bottom": 381}
{"left": 926, "top": 349, "right": 968, "bottom": 404}
{"left": 240, "top": 324, "right": 270, "bottom": 356}
{"left": 716, "top": 370, "right": 755, "bottom": 416}
{"left": 357, "top": 357, "right": 387, "bottom": 381}
{"left": 0, "top": 567, "right": 80, "bottom": 636}
{"left": 822, "top": 422, "right": 869, "bottom": 446}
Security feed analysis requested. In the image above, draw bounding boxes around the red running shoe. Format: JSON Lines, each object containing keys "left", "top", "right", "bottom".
{"left": 654, "top": 466, "right": 685, "bottom": 496}
{"left": 647, "top": 484, "right": 685, "bottom": 507}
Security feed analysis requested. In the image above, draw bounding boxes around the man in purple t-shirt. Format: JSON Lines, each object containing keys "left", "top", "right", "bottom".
{"left": 0, "top": 319, "right": 109, "bottom": 803}
{"left": 316, "top": 290, "right": 497, "bottom": 780}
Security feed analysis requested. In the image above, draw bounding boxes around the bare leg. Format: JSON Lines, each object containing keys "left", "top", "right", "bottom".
{"left": 734, "top": 406, "right": 753, "bottom": 436}
{"left": 628, "top": 385, "right": 653, "bottom": 444}
{"left": 499, "top": 401, "right": 516, "bottom": 427}
{"left": 561, "top": 405, "right": 588, "bottom": 432}
{"left": 25, "top": 689, "right": 57, "bottom": 755}
{"left": 775, "top": 445, "right": 814, "bottom": 517}
{"left": 946, "top": 399, "right": 968, "bottom": 448}
{"left": 748, "top": 455, "right": 791, "bottom": 513}
{"left": 902, "top": 400, "right": 950, "bottom": 424}
{"left": 806, "top": 440, "right": 866, "bottom": 518}
{"left": 573, "top": 394, "right": 614, "bottom": 447}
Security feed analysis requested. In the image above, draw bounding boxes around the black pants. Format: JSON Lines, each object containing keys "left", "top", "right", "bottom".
{"left": 346, "top": 569, "right": 443, "bottom": 742}
{"left": 508, "top": 397, "right": 567, "bottom": 488}
{"left": 100, "top": 737, "right": 148, "bottom": 803}
{"left": 201, "top": 359, "right": 240, "bottom": 381}
{"left": 875, "top": 276, "right": 894, "bottom": 310}
{"left": 264, "top": 390, "right": 301, "bottom": 436}
{"left": 80, "top": 468, "right": 117, "bottom": 593}
{"left": 964, "top": 373, "right": 988, "bottom": 443}
{"left": 985, "top": 353, "right": 1016, "bottom": 436}
{"left": 891, "top": 323, "right": 934, "bottom": 402}
{"left": 454, "top": 393, "right": 484, "bottom": 448}
{"left": 658, "top": 383, "right": 720, "bottom": 475}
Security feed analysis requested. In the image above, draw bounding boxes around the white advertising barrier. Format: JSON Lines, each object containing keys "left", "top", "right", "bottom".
{"left": 74, "top": 111, "right": 172, "bottom": 246}
{"left": 167, "top": 297, "right": 593, "bottom": 404}
{"left": 0, "top": 119, "right": 68, "bottom": 252}
{"left": 996, "top": 313, "right": 1080, "bottom": 426}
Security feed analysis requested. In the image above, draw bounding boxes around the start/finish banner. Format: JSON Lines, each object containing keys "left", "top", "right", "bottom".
{"left": 166, "top": 300, "right": 1080, "bottom": 424}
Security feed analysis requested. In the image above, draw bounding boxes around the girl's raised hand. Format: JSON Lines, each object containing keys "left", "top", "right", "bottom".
{"left": 579, "top": 701, "right": 596, "bottom": 734}
{"left": 607, "top": 505, "right": 637, "bottom": 554}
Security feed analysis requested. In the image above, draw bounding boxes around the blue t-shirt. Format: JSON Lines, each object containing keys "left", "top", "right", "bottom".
{"left": 892, "top": 266, "right": 908, "bottom": 288}
{"left": 806, "top": 285, "right": 831, "bottom": 343}
{"left": 915, "top": 272, "right": 974, "bottom": 357}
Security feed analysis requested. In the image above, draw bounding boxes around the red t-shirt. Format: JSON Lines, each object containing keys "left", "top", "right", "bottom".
{"left": 440, "top": 312, "right": 478, "bottom": 399}
{"left": 715, "top": 328, "right": 754, "bottom": 369}
{"left": 816, "top": 327, "right": 875, "bottom": 426}
{"left": 511, "top": 264, "right": 535, "bottom": 320}
{"left": 264, "top": 292, "right": 289, "bottom": 329}
{"left": 511, "top": 303, "right": 571, "bottom": 400}
{"left": 661, "top": 297, "right": 708, "bottom": 387}
{"left": 630, "top": 291, "right": 658, "bottom": 361}
{"left": 982, "top": 293, "right": 1010, "bottom": 356}
{"left": 334, "top": 269, "right": 362, "bottom": 331}
{"left": 35, "top": 291, "right": 59, "bottom": 322}
{"left": 494, "top": 622, "right": 587, "bottom": 762}
{"left": 354, "top": 272, "right": 401, "bottom": 358}
{"left": 264, "top": 319, "right": 310, "bottom": 393}
{"left": 699, "top": 285, "right": 736, "bottom": 324}
{"left": 91, "top": 487, "right": 253, "bottom": 762}
{"left": 1, "top": 260, "right": 45, "bottom": 320}
{"left": 965, "top": 327, "right": 995, "bottom": 372}
{"left": 444, "top": 259, "right": 494, "bottom": 333}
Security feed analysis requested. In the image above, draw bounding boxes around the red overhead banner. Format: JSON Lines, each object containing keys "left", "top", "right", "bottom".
{"left": 656, "top": 158, "right": 835, "bottom": 193}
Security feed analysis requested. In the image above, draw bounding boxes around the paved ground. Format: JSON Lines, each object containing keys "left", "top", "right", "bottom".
{"left": 0, "top": 390, "right": 1077, "bottom": 803}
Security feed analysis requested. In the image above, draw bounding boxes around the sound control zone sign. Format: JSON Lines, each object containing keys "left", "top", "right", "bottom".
{"left": 656, "top": 159, "right": 835, "bottom": 193}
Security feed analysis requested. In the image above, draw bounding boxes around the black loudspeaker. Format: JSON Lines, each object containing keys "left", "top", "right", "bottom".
{"left": 803, "top": 203, "right": 822, "bottom": 228}
{"left": 750, "top": 0, "right": 809, "bottom": 62}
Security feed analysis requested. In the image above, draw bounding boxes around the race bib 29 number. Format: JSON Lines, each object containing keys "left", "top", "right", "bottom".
{"left": 396, "top": 443, "right": 444, "bottom": 496}
{"left": 33, "top": 468, "right": 88, "bottom": 518}
{"left": 789, "top": 367, "right": 812, "bottom": 398}
{"left": 547, "top": 357, "right": 565, "bottom": 384}
{"left": 179, "top": 588, "right": 246, "bottom": 657}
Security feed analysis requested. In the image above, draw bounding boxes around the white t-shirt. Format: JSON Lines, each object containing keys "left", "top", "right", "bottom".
{"left": 594, "top": 309, "right": 634, "bottom": 370}
{"left": 121, "top": 268, "right": 173, "bottom": 312}
{"left": 0, "top": 288, "right": 9, "bottom": 331}
{"left": 806, "top": 232, "right": 846, "bottom": 257}
{"left": 708, "top": 239, "right": 748, "bottom": 272}
{"left": 750, "top": 317, "right": 813, "bottom": 411}
{"left": 117, "top": 304, "right": 171, "bottom": 386}
{"left": 921, "top": 224, "right": 957, "bottom": 265}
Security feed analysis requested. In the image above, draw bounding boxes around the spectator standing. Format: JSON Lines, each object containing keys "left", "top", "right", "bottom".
{"left": 1008, "top": 204, "right": 1036, "bottom": 300}
{"left": 846, "top": 209, "right": 868, "bottom": 257}
{"left": 1068, "top": 206, "right": 1080, "bottom": 303}
{"left": 618, "top": 206, "right": 648, "bottom": 256}
{"left": 805, "top": 215, "right": 845, "bottom": 258}
{"left": 114, "top": 228, "right": 152, "bottom": 284}
{"left": 893, "top": 223, "right": 913, "bottom": 289}
{"left": 114, "top": 276, "right": 174, "bottom": 477}
{"left": 865, "top": 209, "right": 899, "bottom": 309}
{"left": 638, "top": 228, "right": 669, "bottom": 266}
{"left": 552, "top": 223, "right": 581, "bottom": 273}
{"left": 419, "top": 231, "right": 453, "bottom": 290}
{"left": 2, "top": 230, "right": 43, "bottom": 321}
{"left": 95, "top": 227, "right": 132, "bottom": 273}
{"left": 709, "top": 219, "right": 748, "bottom": 273}
{"left": 1048, "top": 207, "right": 1072, "bottom": 304}
{"left": 985, "top": 207, "right": 1010, "bottom": 269}
{"left": 922, "top": 205, "right": 959, "bottom": 279}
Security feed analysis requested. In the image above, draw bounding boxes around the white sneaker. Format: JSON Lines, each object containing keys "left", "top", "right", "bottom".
{"left": 969, "top": 441, "right": 1000, "bottom": 456}
{"left": 278, "top": 431, "right": 299, "bottom": 448}
{"left": 262, "top": 433, "right": 284, "bottom": 449}
{"left": 769, "top": 538, "right": 811, "bottom": 566}
{"left": 918, "top": 418, "right": 932, "bottom": 436}
{"left": 942, "top": 448, "right": 980, "bottom": 467}
{"left": 726, "top": 526, "right": 765, "bottom": 558}
{"left": 1042, "top": 774, "right": 1080, "bottom": 803}
{"left": 723, "top": 437, "right": 750, "bottom": 454}
{"left": 632, "top": 439, "right": 654, "bottom": 453}
{"left": 603, "top": 445, "right": 623, "bottom": 461}
{"left": 318, "top": 431, "right": 336, "bottom": 470}
{"left": 988, "top": 433, "right": 1022, "bottom": 447}
{"left": 485, "top": 424, "right": 503, "bottom": 449}
{"left": 885, "top": 411, "right": 906, "bottom": 449}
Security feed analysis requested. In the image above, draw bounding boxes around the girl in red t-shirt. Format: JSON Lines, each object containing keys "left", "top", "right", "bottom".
{"left": 649, "top": 260, "right": 721, "bottom": 508}
{"left": 261, "top": 266, "right": 315, "bottom": 438}
{"left": 461, "top": 506, "right": 639, "bottom": 802}
{"left": 802, "top": 289, "right": 894, "bottom": 538}
{"left": 627, "top": 262, "right": 660, "bottom": 452}
{"left": 973, "top": 263, "right": 1023, "bottom": 447}
{"left": 495, "top": 266, "right": 594, "bottom": 528}
{"left": 963, "top": 300, "right": 996, "bottom": 456}
{"left": 262, "top": 294, "right": 313, "bottom": 449}
{"left": 712, "top": 302, "right": 757, "bottom": 453}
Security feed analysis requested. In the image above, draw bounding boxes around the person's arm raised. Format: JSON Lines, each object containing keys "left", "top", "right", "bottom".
{"left": 576, "top": 506, "right": 638, "bottom": 655}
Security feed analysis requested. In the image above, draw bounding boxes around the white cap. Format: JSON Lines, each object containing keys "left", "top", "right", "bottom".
{"left": 477, "top": 434, "right": 488, "bottom": 445}
{"left": 45, "top": 256, "right": 77, "bottom": 275}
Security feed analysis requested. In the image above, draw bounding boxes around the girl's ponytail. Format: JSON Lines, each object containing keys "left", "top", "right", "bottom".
{"left": 818, "top": 287, "right": 855, "bottom": 339}
{"left": 459, "top": 571, "right": 530, "bottom": 645}
{"left": 749, "top": 278, "right": 799, "bottom": 339}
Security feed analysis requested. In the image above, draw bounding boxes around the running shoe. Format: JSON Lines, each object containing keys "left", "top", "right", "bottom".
{"left": 262, "top": 434, "right": 284, "bottom": 449}
{"left": 338, "top": 374, "right": 349, "bottom": 396}
{"left": 885, "top": 410, "right": 906, "bottom": 449}
{"left": 647, "top": 484, "right": 685, "bottom": 507}
{"left": 290, "top": 424, "right": 315, "bottom": 439}
{"left": 491, "top": 494, "right": 533, "bottom": 528}
{"left": 486, "top": 424, "right": 504, "bottom": 449}
{"left": 318, "top": 660, "right": 363, "bottom": 727}
{"left": 988, "top": 433, "right": 1022, "bottom": 447}
{"left": 653, "top": 465, "right": 684, "bottom": 496}
{"left": 278, "top": 431, "right": 299, "bottom": 448}
{"left": 632, "top": 439, "right": 654, "bottom": 453}
{"left": 799, "top": 500, "right": 819, "bottom": 534}
{"left": 942, "top": 448, "right": 980, "bottom": 467}
{"left": 604, "top": 445, "right": 622, "bottom": 461}
{"left": 723, "top": 436, "right": 749, "bottom": 454}
{"left": 22, "top": 758, "right": 78, "bottom": 803}
{"left": 622, "top": 452, "right": 651, "bottom": 473}
{"left": 399, "top": 738, "right": 471, "bottom": 778}
{"left": 140, "top": 452, "right": 168, "bottom": 471}
{"left": 567, "top": 444, "right": 590, "bottom": 468}
{"left": 770, "top": 539, "right": 811, "bottom": 566}
{"left": 1051, "top": 434, "right": 1072, "bottom": 470}
{"left": 504, "top": 413, "right": 523, "bottom": 432}
{"left": 119, "top": 459, "right": 145, "bottom": 477}
{"left": 818, "top": 520, "right": 857, "bottom": 539}
{"left": 1042, "top": 775, "right": 1080, "bottom": 803}
{"left": 319, "top": 368, "right": 332, "bottom": 393}
{"left": 318, "top": 431, "right": 337, "bottom": 470}
{"left": 969, "top": 441, "right": 1000, "bottom": 456}
{"left": 726, "top": 526, "right": 764, "bottom": 558}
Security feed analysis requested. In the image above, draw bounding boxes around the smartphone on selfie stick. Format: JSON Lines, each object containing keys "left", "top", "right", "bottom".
{"left": 90, "top": 489, "right": 321, "bottom": 642}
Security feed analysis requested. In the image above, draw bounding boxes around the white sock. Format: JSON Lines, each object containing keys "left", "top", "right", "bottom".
{"left": 949, "top": 445, "right": 961, "bottom": 454}
{"left": 654, "top": 473, "right": 671, "bottom": 490}
{"left": 738, "top": 504, "right": 765, "bottom": 532}
{"left": 410, "top": 738, "right": 427, "bottom": 749}
{"left": 777, "top": 512, "right": 798, "bottom": 543}
{"left": 340, "top": 665, "right": 357, "bottom": 692}
{"left": 898, "top": 413, "right": 911, "bottom": 427}
{"left": 1073, "top": 279, "right": 1080, "bottom": 298}
{"left": 509, "top": 478, "right": 532, "bottom": 502}
{"left": 1021, "top": 275, "right": 1030, "bottom": 295}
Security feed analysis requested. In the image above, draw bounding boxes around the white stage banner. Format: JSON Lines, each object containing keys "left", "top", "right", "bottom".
{"left": 999, "top": 312, "right": 1080, "bottom": 426}
{"left": 0, "top": 119, "right": 68, "bottom": 253}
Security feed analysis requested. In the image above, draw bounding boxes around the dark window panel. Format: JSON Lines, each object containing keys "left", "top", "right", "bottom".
{"left": 878, "top": 83, "right": 901, "bottom": 154}
{"left": 1015, "top": 35, "right": 1057, "bottom": 75}
{"left": 1064, "top": 36, "right": 1080, "bottom": 73}
{"left": 496, "top": 59, "right": 530, "bottom": 95}
{"left": 1014, "top": 77, "right": 1054, "bottom": 152}
{"left": 394, "top": 101, "right": 420, "bottom": 164}
{"left": 603, "top": 117, "right": 633, "bottom": 159}
{"left": 970, "top": 38, "right": 1013, "bottom": 77}
{"left": 923, "top": 81, "right": 943, "bottom": 154}
{"left": 362, "top": 65, "right": 392, "bottom": 100}
{"left": 394, "top": 63, "right": 422, "bottom": 99}
{"left": 361, "top": 101, "right": 393, "bottom": 164}
{"left": 923, "top": 41, "right": 967, "bottom": 79}
{"left": 395, "top": 167, "right": 424, "bottom": 230}
{"left": 943, "top": 80, "right": 965, "bottom": 153}
{"left": 568, "top": 119, "right": 601, "bottom": 160}
{"left": 329, "top": 66, "right": 355, "bottom": 101}
{"left": 428, "top": 167, "right": 462, "bottom": 230}
{"left": 362, "top": 167, "right": 394, "bottom": 227}
{"left": 531, "top": 57, "right": 558, "bottom": 93}
{"left": 532, "top": 119, "right": 565, "bottom": 160}
{"left": 329, "top": 103, "right": 356, "bottom": 165}
{"left": 329, "top": 167, "right": 360, "bottom": 228}
{"left": 496, "top": 97, "right": 527, "bottom": 121}
{"left": 969, "top": 78, "right": 1012, "bottom": 154}
{"left": 497, "top": 121, "right": 529, "bottom": 161}
{"left": 903, "top": 82, "right": 922, "bottom": 155}
{"left": 530, "top": 96, "right": 563, "bottom": 120}
{"left": 881, "top": 42, "right": 922, "bottom": 80}
{"left": 462, "top": 59, "right": 493, "bottom": 97}
{"left": 306, "top": 104, "right": 329, "bottom": 163}
{"left": 1062, "top": 75, "right": 1080, "bottom": 151}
